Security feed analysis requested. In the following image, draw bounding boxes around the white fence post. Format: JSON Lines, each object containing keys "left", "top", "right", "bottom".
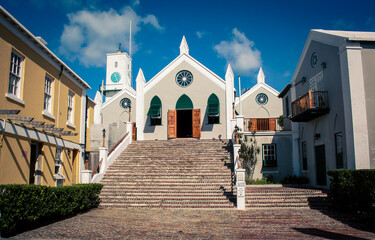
{"left": 236, "top": 168, "right": 246, "bottom": 210}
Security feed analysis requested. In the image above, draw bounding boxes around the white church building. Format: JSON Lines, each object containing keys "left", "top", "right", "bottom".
{"left": 91, "top": 36, "right": 293, "bottom": 182}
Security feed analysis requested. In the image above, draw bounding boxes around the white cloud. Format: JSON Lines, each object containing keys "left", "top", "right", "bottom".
{"left": 283, "top": 71, "right": 291, "bottom": 77}
{"left": 214, "top": 28, "right": 261, "bottom": 76}
{"left": 59, "top": 6, "right": 163, "bottom": 67}
{"left": 142, "top": 15, "right": 164, "bottom": 31}
{"left": 196, "top": 31, "right": 206, "bottom": 39}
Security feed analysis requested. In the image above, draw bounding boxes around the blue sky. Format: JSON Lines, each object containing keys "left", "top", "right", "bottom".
{"left": 2, "top": 0, "right": 375, "bottom": 99}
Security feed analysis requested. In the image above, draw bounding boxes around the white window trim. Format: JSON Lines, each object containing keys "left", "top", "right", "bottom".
{"left": 66, "top": 121, "right": 76, "bottom": 129}
{"left": 5, "top": 92, "right": 25, "bottom": 105}
{"left": 43, "top": 74, "right": 54, "bottom": 113}
{"left": 42, "top": 110, "right": 56, "bottom": 120}
{"left": 53, "top": 147, "right": 65, "bottom": 186}
{"left": 8, "top": 51, "right": 24, "bottom": 98}
{"left": 67, "top": 91, "right": 74, "bottom": 126}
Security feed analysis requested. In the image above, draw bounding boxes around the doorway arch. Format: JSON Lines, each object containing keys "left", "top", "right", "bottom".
{"left": 176, "top": 94, "right": 193, "bottom": 110}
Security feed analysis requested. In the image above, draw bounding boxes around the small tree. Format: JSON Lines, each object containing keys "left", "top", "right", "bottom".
{"left": 239, "top": 132, "right": 260, "bottom": 179}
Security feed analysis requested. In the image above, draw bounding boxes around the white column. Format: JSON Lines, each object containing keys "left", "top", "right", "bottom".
{"left": 79, "top": 89, "right": 87, "bottom": 183}
{"left": 339, "top": 42, "right": 370, "bottom": 169}
{"left": 225, "top": 64, "right": 234, "bottom": 139}
{"left": 136, "top": 68, "right": 146, "bottom": 140}
{"left": 236, "top": 115, "right": 244, "bottom": 132}
{"left": 126, "top": 122, "right": 133, "bottom": 144}
{"left": 236, "top": 168, "right": 246, "bottom": 210}
{"left": 81, "top": 170, "right": 91, "bottom": 183}
{"left": 99, "top": 147, "right": 108, "bottom": 174}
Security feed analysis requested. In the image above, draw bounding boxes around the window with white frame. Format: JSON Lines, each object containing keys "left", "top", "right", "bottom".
{"left": 54, "top": 147, "right": 64, "bottom": 186}
{"left": 55, "top": 147, "right": 62, "bottom": 175}
{"left": 262, "top": 144, "right": 277, "bottom": 167}
{"left": 67, "top": 91, "right": 74, "bottom": 124}
{"left": 44, "top": 74, "right": 53, "bottom": 113}
{"left": 8, "top": 51, "right": 24, "bottom": 98}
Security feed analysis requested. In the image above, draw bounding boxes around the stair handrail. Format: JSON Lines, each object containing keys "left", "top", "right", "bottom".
{"left": 91, "top": 158, "right": 103, "bottom": 177}
{"left": 108, "top": 132, "right": 129, "bottom": 156}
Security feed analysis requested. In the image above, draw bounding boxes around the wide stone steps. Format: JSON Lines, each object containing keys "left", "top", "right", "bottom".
{"left": 99, "top": 139, "right": 235, "bottom": 208}
{"left": 100, "top": 202, "right": 234, "bottom": 208}
{"left": 245, "top": 186, "right": 329, "bottom": 209}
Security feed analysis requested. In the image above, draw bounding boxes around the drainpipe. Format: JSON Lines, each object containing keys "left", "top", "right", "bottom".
{"left": 57, "top": 65, "right": 64, "bottom": 127}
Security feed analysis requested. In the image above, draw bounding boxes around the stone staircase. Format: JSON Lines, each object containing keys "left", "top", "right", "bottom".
{"left": 245, "top": 186, "right": 330, "bottom": 209}
{"left": 99, "top": 139, "right": 236, "bottom": 208}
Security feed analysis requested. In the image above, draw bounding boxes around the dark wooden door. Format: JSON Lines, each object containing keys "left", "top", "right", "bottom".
{"left": 315, "top": 144, "right": 327, "bottom": 186}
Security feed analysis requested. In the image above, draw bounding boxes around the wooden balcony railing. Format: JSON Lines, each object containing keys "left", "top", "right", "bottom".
{"left": 291, "top": 91, "right": 329, "bottom": 122}
{"left": 243, "top": 118, "right": 282, "bottom": 132}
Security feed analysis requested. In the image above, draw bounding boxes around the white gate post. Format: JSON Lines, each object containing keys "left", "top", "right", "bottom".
{"left": 236, "top": 168, "right": 246, "bottom": 210}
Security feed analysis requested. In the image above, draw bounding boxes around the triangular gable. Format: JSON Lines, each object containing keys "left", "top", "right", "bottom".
{"left": 291, "top": 29, "right": 351, "bottom": 85}
{"left": 102, "top": 87, "right": 136, "bottom": 109}
{"left": 235, "top": 82, "right": 279, "bottom": 105}
{"left": 144, "top": 53, "right": 226, "bottom": 93}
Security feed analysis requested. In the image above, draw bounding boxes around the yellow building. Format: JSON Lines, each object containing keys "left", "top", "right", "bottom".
{"left": 0, "top": 6, "right": 93, "bottom": 186}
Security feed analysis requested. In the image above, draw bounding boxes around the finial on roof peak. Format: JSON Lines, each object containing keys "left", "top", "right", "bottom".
{"left": 257, "top": 67, "right": 265, "bottom": 83}
{"left": 179, "top": 35, "right": 189, "bottom": 55}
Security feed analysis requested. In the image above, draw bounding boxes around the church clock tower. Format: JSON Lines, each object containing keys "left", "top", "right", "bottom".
{"left": 103, "top": 48, "right": 132, "bottom": 101}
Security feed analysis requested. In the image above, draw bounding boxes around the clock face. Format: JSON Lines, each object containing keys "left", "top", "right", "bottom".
{"left": 120, "top": 98, "right": 131, "bottom": 109}
{"left": 311, "top": 52, "right": 318, "bottom": 68}
{"left": 111, "top": 72, "right": 121, "bottom": 83}
{"left": 256, "top": 93, "right": 268, "bottom": 105}
{"left": 175, "top": 70, "right": 193, "bottom": 87}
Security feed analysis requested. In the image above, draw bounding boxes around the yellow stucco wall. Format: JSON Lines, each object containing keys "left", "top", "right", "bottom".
{"left": 0, "top": 132, "right": 31, "bottom": 184}
{"left": 0, "top": 18, "right": 88, "bottom": 186}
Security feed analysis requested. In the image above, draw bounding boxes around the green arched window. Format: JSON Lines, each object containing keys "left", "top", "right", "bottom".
{"left": 176, "top": 94, "right": 193, "bottom": 109}
{"left": 207, "top": 93, "right": 220, "bottom": 124}
{"left": 147, "top": 96, "right": 162, "bottom": 125}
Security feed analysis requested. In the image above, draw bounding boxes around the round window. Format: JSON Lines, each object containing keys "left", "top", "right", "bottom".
{"left": 175, "top": 70, "right": 193, "bottom": 87}
{"left": 255, "top": 93, "right": 268, "bottom": 105}
{"left": 120, "top": 98, "right": 131, "bottom": 109}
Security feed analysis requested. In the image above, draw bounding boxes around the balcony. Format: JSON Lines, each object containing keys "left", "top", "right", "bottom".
{"left": 244, "top": 118, "right": 283, "bottom": 132}
{"left": 291, "top": 91, "right": 329, "bottom": 122}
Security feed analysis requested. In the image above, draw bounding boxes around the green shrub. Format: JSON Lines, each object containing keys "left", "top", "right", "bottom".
{"left": 246, "top": 177, "right": 273, "bottom": 185}
{"left": 280, "top": 175, "right": 309, "bottom": 185}
{"left": 0, "top": 183, "right": 102, "bottom": 237}
{"left": 328, "top": 170, "right": 375, "bottom": 215}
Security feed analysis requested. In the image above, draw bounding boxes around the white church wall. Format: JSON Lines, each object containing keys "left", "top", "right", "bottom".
{"left": 143, "top": 60, "right": 227, "bottom": 140}
{"left": 102, "top": 91, "right": 136, "bottom": 125}
{"left": 237, "top": 87, "right": 282, "bottom": 119}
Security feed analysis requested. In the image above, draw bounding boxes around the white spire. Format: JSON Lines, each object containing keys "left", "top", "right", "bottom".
{"left": 257, "top": 67, "right": 265, "bottom": 83}
{"left": 93, "top": 91, "right": 103, "bottom": 124}
{"left": 179, "top": 35, "right": 189, "bottom": 55}
{"left": 225, "top": 64, "right": 234, "bottom": 81}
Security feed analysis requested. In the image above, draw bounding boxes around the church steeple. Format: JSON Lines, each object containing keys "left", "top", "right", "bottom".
{"left": 179, "top": 35, "right": 189, "bottom": 55}
{"left": 257, "top": 67, "right": 265, "bottom": 84}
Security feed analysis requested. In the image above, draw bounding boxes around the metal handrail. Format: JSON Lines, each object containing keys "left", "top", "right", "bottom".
{"left": 291, "top": 90, "right": 328, "bottom": 117}
{"left": 107, "top": 132, "right": 129, "bottom": 156}
{"left": 92, "top": 158, "right": 103, "bottom": 177}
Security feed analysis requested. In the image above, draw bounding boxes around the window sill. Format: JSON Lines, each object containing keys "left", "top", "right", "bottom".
{"left": 66, "top": 121, "right": 76, "bottom": 129}
{"left": 5, "top": 93, "right": 25, "bottom": 106}
{"left": 42, "top": 110, "right": 56, "bottom": 121}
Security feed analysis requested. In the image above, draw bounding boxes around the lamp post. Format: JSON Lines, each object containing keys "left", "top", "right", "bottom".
{"left": 232, "top": 102, "right": 235, "bottom": 119}
{"left": 102, "top": 128, "right": 106, "bottom": 148}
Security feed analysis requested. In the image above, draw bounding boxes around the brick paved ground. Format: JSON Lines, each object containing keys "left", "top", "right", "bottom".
{"left": 11, "top": 208, "right": 375, "bottom": 240}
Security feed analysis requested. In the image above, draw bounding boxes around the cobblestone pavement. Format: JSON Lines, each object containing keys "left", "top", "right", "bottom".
{"left": 11, "top": 208, "right": 375, "bottom": 240}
